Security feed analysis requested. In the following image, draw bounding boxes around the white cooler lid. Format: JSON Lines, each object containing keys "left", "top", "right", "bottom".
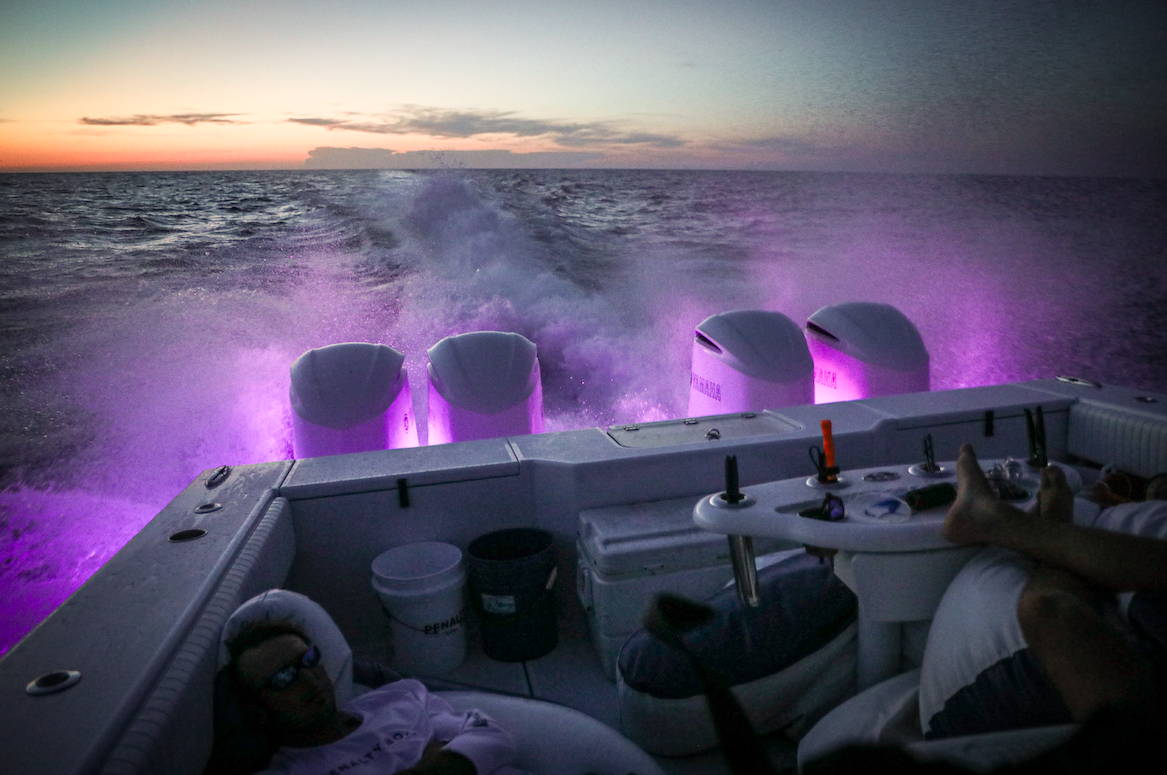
{"left": 579, "top": 496, "right": 793, "bottom": 578}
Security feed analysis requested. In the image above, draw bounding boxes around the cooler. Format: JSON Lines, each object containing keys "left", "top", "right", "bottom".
{"left": 576, "top": 496, "right": 797, "bottom": 681}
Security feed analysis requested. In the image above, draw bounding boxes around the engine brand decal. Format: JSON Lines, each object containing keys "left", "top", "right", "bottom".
{"left": 691, "top": 373, "right": 722, "bottom": 402}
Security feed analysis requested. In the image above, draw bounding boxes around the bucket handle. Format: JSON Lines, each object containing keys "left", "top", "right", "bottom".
{"left": 576, "top": 565, "right": 593, "bottom": 611}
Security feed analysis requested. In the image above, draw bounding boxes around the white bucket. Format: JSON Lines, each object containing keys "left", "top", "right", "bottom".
{"left": 371, "top": 542, "right": 467, "bottom": 675}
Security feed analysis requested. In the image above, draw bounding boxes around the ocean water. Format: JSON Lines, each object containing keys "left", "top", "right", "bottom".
{"left": 2, "top": 168, "right": 1165, "bottom": 654}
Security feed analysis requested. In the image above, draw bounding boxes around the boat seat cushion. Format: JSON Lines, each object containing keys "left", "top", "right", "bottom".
{"left": 440, "top": 691, "right": 665, "bottom": 775}
{"left": 617, "top": 552, "right": 858, "bottom": 755}
{"left": 1067, "top": 401, "right": 1167, "bottom": 479}
{"left": 218, "top": 588, "right": 356, "bottom": 702}
{"left": 919, "top": 545, "right": 1071, "bottom": 739}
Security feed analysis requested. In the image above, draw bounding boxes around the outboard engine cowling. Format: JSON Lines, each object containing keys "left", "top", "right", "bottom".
{"left": 688, "top": 310, "right": 813, "bottom": 416}
{"left": 805, "top": 302, "right": 929, "bottom": 403}
{"left": 426, "top": 331, "right": 544, "bottom": 445}
{"left": 290, "top": 342, "right": 417, "bottom": 458}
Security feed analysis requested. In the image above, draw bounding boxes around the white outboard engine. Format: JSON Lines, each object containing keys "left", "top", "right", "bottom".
{"left": 426, "top": 331, "right": 544, "bottom": 445}
{"left": 688, "top": 309, "right": 813, "bottom": 416}
{"left": 290, "top": 342, "right": 417, "bottom": 458}
{"left": 805, "top": 302, "right": 930, "bottom": 403}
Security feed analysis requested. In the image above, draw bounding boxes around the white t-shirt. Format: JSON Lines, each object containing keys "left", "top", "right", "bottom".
{"left": 260, "top": 679, "right": 522, "bottom": 775}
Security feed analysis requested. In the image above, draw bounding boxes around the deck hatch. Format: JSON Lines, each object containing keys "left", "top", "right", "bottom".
{"left": 281, "top": 437, "right": 520, "bottom": 499}
{"left": 607, "top": 412, "right": 799, "bottom": 449}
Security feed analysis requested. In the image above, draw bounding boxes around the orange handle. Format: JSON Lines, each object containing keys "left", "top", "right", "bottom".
{"left": 821, "top": 420, "right": 836, "bottom": 470}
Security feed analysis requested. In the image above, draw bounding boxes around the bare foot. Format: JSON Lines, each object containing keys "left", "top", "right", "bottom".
{"left": 1036, "top": 465, "right": 1073, "bottom": 523}
{"left": 943, "top": 444, "right": 1017, "bottom": 544}
{"left": 1086, "top": 479, "right": 1127, "bottom": 507}
{"left": 1149, "top": 473, "right": 1167, "bottom": 502}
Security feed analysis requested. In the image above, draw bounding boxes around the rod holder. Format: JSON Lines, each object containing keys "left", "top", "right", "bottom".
{"left": 727, "top": 534, "right": 761, "bottom": 607}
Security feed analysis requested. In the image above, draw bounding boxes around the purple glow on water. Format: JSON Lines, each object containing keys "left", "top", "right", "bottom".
{"left": 0, "top": 488, "right": 162, "bottom": 655}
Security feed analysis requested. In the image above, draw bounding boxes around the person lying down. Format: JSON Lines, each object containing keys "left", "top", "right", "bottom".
{"left": 225, "top": 618, "right": 527, "bottom": 775}
{"left": 806, "top": 446, "right": 1167, "bottom": 774}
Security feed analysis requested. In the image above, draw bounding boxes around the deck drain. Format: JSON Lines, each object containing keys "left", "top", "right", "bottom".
{"left": 26, "top": 670, "right": 81, "bottom": 696}
{"left": 194, "top": 502, "right": 223, "bottom": 514}
{"left": 169, "top": 528, "right": 207, "bottom": 542}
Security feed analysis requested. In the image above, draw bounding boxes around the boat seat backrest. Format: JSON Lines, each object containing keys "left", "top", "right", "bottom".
{"left": 1067, "top": 401, "right": 1167, "bottom": 478}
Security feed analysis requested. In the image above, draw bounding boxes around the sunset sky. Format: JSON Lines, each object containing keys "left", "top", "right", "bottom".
{"left": 2, "top": 0, "right": 1164, "bottom": 175}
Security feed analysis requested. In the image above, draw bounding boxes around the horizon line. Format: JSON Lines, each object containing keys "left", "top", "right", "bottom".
{"left": 0, "top": 165, "right": 1156, "bottom": 181}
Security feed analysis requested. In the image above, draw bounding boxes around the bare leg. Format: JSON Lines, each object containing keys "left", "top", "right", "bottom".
{"left": 1020, "top": 464, "right": 1142, "bottom": 720}
{"left": 1017, "top": 565, "right": 1149, "bottom": 721}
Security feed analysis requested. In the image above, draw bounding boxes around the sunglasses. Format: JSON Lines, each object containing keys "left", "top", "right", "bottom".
{"left": 261, "top": 643, "right": 322, "bottom": 692}
{"left": 820, "top": 493, "right": 845, "bottom": 521}
{"left": 797, "top": 492, "right": 846, "bottom": 521}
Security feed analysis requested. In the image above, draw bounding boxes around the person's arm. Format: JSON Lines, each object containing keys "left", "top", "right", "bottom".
{"left": 419, "top": 695, "right": 518, "bottom": 775}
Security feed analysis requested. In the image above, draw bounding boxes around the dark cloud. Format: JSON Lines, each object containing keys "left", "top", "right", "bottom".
{"left": 288, "top": 117, "right": 345, "bottom": 128}
{"left": 725, "top": 136, "right": 832, "bottom": 156}
{"left": 562, "top": 129, "right": 681, "bottom": 147}
{"left": 79, "top": 113, "right": 241, "bottom": 126}
{"left": 304, "top": 146, "right": 602, "bottom": 170}
{"left": 290, "top": 107, "right": 685, "bottom": 149}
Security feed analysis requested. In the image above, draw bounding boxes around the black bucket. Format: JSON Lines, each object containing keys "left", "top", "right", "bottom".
{"left": 467, "top": 527, "right": 558, "bottom": 661}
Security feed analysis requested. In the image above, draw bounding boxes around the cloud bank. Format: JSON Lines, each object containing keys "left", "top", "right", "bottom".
{"left": 79, "top": 113, "right": 241, "bottom": 126}
{"left": 291, "top": 107, "right": 684, "bottom": 148}
{"left": 304, "top": 146, "right": 603, "bottom": 169}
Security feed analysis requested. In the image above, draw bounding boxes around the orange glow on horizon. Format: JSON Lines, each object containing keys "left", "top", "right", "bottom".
{"left": 0, "top": 119, "right": 629, "bottom": 172}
